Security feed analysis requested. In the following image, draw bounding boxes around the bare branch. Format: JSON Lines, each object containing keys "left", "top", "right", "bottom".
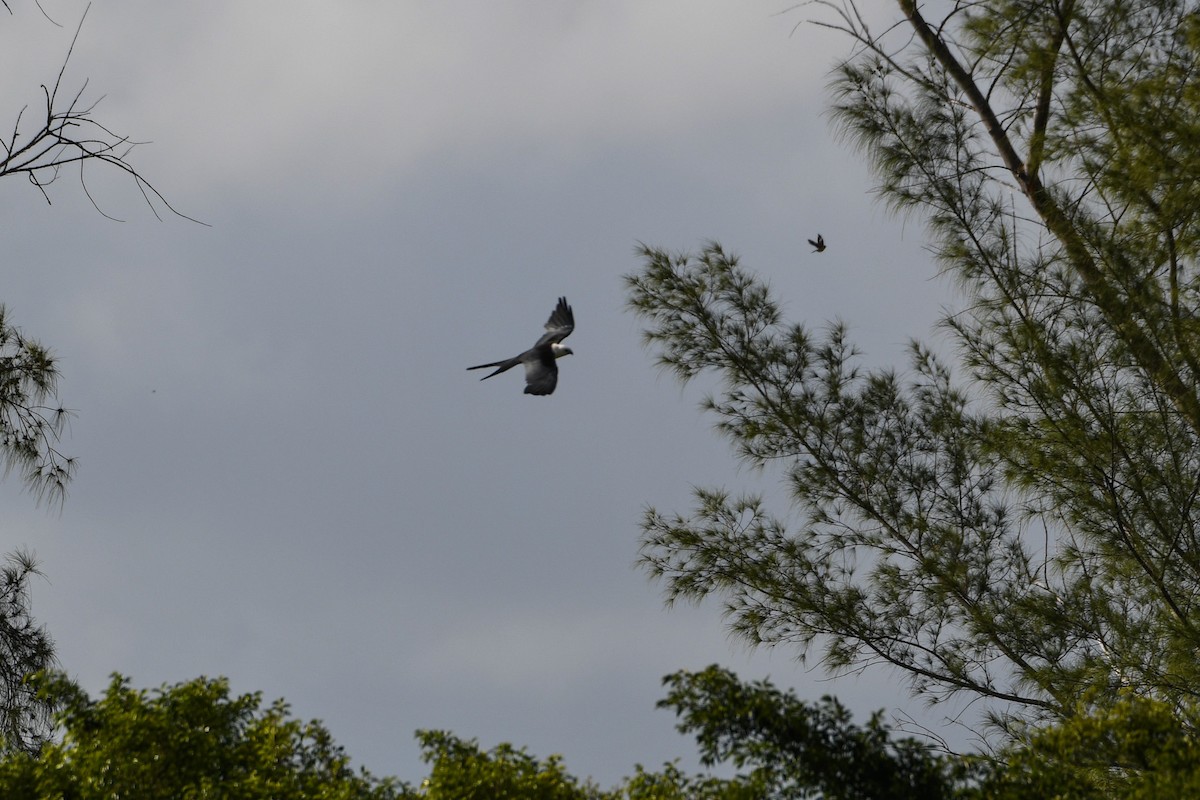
{"left": 0, "top": 4, "right": 205, "bottom": 224}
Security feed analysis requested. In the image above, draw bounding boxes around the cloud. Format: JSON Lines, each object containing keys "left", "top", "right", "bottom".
{"left": 52, "top": 1, "right": 834, "bottom": 194}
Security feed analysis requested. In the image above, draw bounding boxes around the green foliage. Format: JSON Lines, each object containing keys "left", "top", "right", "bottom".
{"left": 0, "top": 301, "right": 73, "bottom": 756}
{"left": 412, "top": 730, "right": 604, "bottom": 800}
{"left": 854, "top": 0, "right": 1200, "bottom": 716}
{"left": 627, "top": 243, "right": 1062, "bottom": 717}
{"left": 409, "top": 666, "right": 967, "bottom": 800}
{"left": 0, "top": 305, "right": 73, "bottom": 507}
{"left": 0, "top": 671, "right": 407, "bottom": 799}
{"left": 410, "top": 731, "right": 756, "bottom": 799}
{"left": 410, "top": 729, "right": 753, "bottom": 800}
{"left": 36, "top": 665, "right": 1200, "bottom": 799}
{"left": 0, "top": 551, "right": 54, "bottom": 755}
{"left": 971, "top": 696, "right": 1200, "bottom": 799}
{"left": 619, "top": 762, "right": 759, "bottom": 800}
{"left": 413, "top": 673, "right": 948, "bottom": 800}
{"left": 657, "top": 665, "right": 960, "bottom": 800}
{"left": 626, "top": 0, "right": 1200, "bottom": 755}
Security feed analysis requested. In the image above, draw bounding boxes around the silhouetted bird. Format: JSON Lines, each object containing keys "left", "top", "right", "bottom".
{"left": 468, "top": 297, "right": 575, "bottom": 396}
{"left": 808, "top": 234, "right": 826, "bottom": 253}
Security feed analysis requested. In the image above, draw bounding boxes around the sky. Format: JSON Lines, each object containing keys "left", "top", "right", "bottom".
{"left": 1, "top": 0, "right": 962, "bottom": 787}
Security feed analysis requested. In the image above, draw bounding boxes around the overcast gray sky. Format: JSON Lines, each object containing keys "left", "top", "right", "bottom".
{"left": 1, "top": 0, "right": 961, "bottom": 786}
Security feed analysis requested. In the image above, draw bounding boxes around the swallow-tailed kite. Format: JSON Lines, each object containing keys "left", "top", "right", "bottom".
{"left": 468, "top": 297, "right": 575, "bottom": 395}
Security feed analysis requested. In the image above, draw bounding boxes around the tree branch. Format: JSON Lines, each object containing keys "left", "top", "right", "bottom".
{"left": 897, "top": 0, "right": 1200, "bottom": 437}
{"left": 1, "top": 4, "right": 204, "bottom": 224}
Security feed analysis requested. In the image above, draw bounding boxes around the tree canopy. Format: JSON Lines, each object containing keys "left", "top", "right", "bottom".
{"left": 0, "top": 672, "right": 408, "bottom": 800}
{"left": 0, "top": 665, "right": 973, "bottom": 799}
{"left": 656, "top": 665, "right": 959, "bottom": 800}
{"left": 971, "top": 694, "right": 1200, "bottom": 799}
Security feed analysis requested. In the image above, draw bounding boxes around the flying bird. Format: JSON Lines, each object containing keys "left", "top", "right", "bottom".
{"left": 468, "top": 296, "right": 575, "bottom": 396}
{"left": 808, "top": 234, "right": 826, "bottom": 253}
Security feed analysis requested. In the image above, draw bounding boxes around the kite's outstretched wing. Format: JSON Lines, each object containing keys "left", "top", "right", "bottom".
{"left": 535, "top": 296, "right": 574, "bottom": 347}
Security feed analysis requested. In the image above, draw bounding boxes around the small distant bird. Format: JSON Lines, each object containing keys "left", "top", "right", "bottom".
{"left": 808, "top": 234, "right": 826, "bottom": 253}
{"left": 468, "top": 297, "right": 575, "bottom": 396}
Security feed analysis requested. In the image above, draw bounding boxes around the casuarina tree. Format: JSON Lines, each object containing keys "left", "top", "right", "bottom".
{"left": 626, "top": 0, "right": 1200, "bottom": 750}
